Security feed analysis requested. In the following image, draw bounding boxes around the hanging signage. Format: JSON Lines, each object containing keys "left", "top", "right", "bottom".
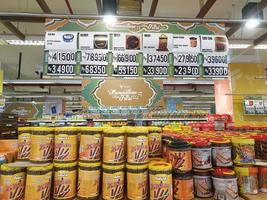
{"left": 244, "top": 97, "right": 267, "bottom": 115}
{"left": 5, "top": 103, "right": 43, "bottom": 119}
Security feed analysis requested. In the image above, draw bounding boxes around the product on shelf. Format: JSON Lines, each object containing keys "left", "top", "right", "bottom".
{"left": 0, "top": 163, "right": 26, "bottom": 200}
{"left": 126, "top": 163, "right": 149, "bottom": 200}
{"left": 17, "top": 127, "right": 31, "bottom": 161}
{"left": 148, "top": 126, "right": 162, "bottom": 157}
{"left": 127, "top": 127, "right": 149, "bottom": 164}
{"left": 193, "top": 169, "right": 213, "bottom": 198}
{"left": 78, "top": 127, "right": 102, "bottom": 162}
{"left": 212, "top": 168, "right": 239, "bottom": 200}
{"left": 149, "top": 161, "right": 173, "bottom": 200}
{"left": 234, "top": 166, "right": 259, "bottom": 194}
{"left": 192, "top": 139, "right": 212, "bottom": 170}
{"left": 77, "top": 161, "right": 101, "bottom": 199}
{"left": 162, "top": 135, "right": 173, "bottom": 159}
{"left": 232, "top": 137, "right": 255, "bottom": 165}
{"left": 167, "top": 140, "right": 192, "bottom": 173}
{"left": 102, "top": 164, "right": 125, "bottom": 200}
{"left": 24, "top": 163, "right": 53, "bottom": 200}
{"left": 53, "top": 162, "right": 77, "bottom": 200}
{"left": 103, "top": 128, "right": 125, "bottom": 164}
{"left": 211, "top": 138, "right": 233, "bottom": 167}
{"left": 173, "top": 171, "right": 194, "bottom": 200}
{"left": 30, "top": 127, "right": 54, "bottom": 163}
{"left": 54, "top": 127, "right": 78, "bottom": 162}
{"left": 259, "top": 167, "right": 267, "bottom": 193}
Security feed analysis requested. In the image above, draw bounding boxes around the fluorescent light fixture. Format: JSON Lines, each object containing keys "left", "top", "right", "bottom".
{"left": 245, "top": 19, "right": 260, "bottom": 29}
{"left": 103, "top": 15, "right": 117, "bottom": 25}
{"left": 229, "top": 44, "right": 250, "bottom": 49}
{"left": 6, "top": 40, "right": 44, "bottom": 46}
{"left": 254, "top": 45, "right": 267, "bottom": 49}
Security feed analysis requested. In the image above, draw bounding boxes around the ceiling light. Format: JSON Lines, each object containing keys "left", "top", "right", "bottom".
{"left": 245, "top": 19, "right": 260, "bottom": 29}
{"left": 254, "top": 45, "right": 267, "bottom": 49}
{"left": 229, "top": 44, "right": 250, "bottom": 49}
{"left": 6, "top": 40, "right": 44, "bottom": 46}
{"left": 103, "top": 15, "right": 117, "bottom": 25}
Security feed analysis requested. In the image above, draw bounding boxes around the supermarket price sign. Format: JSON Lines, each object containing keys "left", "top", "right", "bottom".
{"left": 113, "top": 65, "right": 138, "bottom": 76}
{"left": 143, "top": 66, "right": 168, "bottom": 77}
{"left": 80, "top": 65, "right": 107, "bottom": 76}
{"left": 203, "top": 66, "right": 228, "bottom": 77}
{"left": 174, "top": 66, "right": 199, "bottom": 77}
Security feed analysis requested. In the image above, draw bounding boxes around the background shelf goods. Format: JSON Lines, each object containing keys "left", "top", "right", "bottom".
{"left": 44, "top": 31, "right": 228, "bottom": 78}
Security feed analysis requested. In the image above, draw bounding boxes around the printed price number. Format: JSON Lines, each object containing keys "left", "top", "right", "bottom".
{"left": 82, "top": 52, "right": 107, "bottom": 63}
{"left": 204, "top": 55, "right": 227, "bottom": 65}
{"left": 174, "top": 53, "right": 198, "bottom": 65}
{"left": 115, "top": 65, "right": 138, "bottom": 76}
{"left": 174, "top": 66, "right": 199, "bottom": 76}
{"left": 47, "top": 64, "right": 74, "bottom": 75}
{"left": 115, "top": 53, "right": 137, "bottom": 63}
{"left": 48, "top": 51, "right": 75, "bottom": 64}
{"left": 143, "top": 66, "right": 168, "bottom": 76}
{"left": 204, "top": 66, "right": 228, "bottom": 77}
{"left": 144, "top": 53, "right": 168, "bottom": 65}
{"left": 81, "top": 65, "right": 107, "bottom": 75}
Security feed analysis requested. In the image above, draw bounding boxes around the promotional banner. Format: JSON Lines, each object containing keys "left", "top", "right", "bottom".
{"left": 44, "top": 19, "right": 228, "bottom": 79}
{"left": 81, "top": 78, "right": 163, "bottom": 109}
{"left": 5, "top": 103, "right": 43, "bottom": 119}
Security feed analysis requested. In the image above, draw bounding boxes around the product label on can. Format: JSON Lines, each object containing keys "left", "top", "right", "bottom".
{"left": 25, "top": 171, "right": 52, "bottom": 200}
{"left": 149, "top": 133, "right": 162, "bottom": 157}
{"left": 30, "top": 134, "right": 54, "bottom": 162}
{"left": 77, "top": 168, "right": 101, "bottom": 198}
{"left": 127, "top": 136, "right": 149, "bottom": 164}
{"left": 0, "top": 172, "right": 25, "bottom": 200}
{"left": 168, "top": 149, "right": 192, "bottom": 172}
{"left": 54, "top": 134, "right": 77, "bottom": 162}
{"left": 79, "top": 134, "right": 102, "bottom": 161}
{"left": 259, "top": 170, "right": 267, "bottom": 192}
{"left": 103, "top": 136, "right": 125, "bottom": 164}
{"left": 173, "top": 178, "right": 194, "bottom": 200}
{"left": 193, "top": 175, "right": 213, "bottom": 198}
{"left": 212, "top": 146, "right": 232, "bottom": 167}
{"left": 54, "top": 170, "right": 77, "bottom": 199}
{"left": 127, "top": 171, "right": 148, "bottom": 199}
{"left": 18, "top": 133, "right": 31, "bottom": 160}
{"left": 212, "top": 177, "right": 238, "bottom": 200}
{"left": 102, "top": 171, "right": 124, "bottom": 200}
{"left": 149, "top": 173, "right": 173, "bottom": 200}
{"left": 192, "top": 148, "right": 212, "bottom": 169}
{"left": 233, "top": 143, "right": 255, "bottom": 164}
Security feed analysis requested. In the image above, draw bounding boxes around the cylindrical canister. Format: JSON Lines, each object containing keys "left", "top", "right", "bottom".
{"left": 192, "top": 140, "right": 212, "bottom": 170}
{"left": 193, "top": 170, "right": 213, "bottom": 198}
{"left": 149, "top": 161, "right": 173, "bottom": 200}
{"left": 127, "top": 127, "right": 149, "bottom": 164}
{"left": 25, "top": 163, "right": 53, "bottom": 200}
{"left": 211, "top": 138, "right": 233, "bottom": 167}
{"left": 168, "top": 140, "right": 192, "bottom": 172}
{"left": 259, "top": 167, "right": 267, "bottom": 193}
{"left": 79, "top": 127, "right": 102, "bottom": 162}
{"left": 126, "top": 164, "right": 149, "bottom": 200}
{"left": 102, "top": 164, "right": 125, "bottom": 200}
{"left": 232, "top": 138, "right": 255, "bottom": 165}
{"left": 17, "top": 127, "right": 31, "bottom": 161}
{"left": 162, "top": 136, "right": 173, "bottom": 159}
{"left": 173, "top": 171, "right": 194, "bottom": 200}
{"left": 148, "top": 127, "right": 162, "bottom": 157}
{"left": 30, "top": 127, "right": 54, "bottom": 163}
{"left": 234, "top": 166, "right": 259, "bottom": 194}
{"left": 77, "top": 161, "right": 101, "bottom": 199}
{"left": 0, "top": 164, "right": 26, "bottom": 200}
{"left": 54, "top": 127, "right": 78, "bottom": 162}
{"left": 212, "top": 168, "right": 239, "bottom": 200}
{"left": 53, "top": 162, "right": 77, "bottom": 200}
{"left": 103, "top": 128, "right": 125, "bottom": 164}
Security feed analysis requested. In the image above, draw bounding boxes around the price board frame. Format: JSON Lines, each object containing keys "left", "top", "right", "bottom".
{"left": 203, "top": 66, "right": 228, "bottom": 78}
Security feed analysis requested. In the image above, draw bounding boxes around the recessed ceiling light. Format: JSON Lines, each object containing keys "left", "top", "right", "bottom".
{"left": 6, "top": 40, "right": 44, "bottom": 46}
{"left": 245, "top": 19, "right": 260, "bottom": 29}
{"left": 103, "top": 15, "right": 117, "bottom": 25}
{"left": 254, "top": 45, "right": 267, "bottom": 49}
{"left": 229, "top": 44, "right": 250, "bottom": 49}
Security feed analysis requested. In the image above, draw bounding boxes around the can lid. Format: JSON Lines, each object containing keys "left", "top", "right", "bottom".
{"left": 18, "top": 127, "right": 32, "bottom": 131}
{"left": 148, "top": 126, "right": 162, "bottom": 133}
{"left": 78, "top": 126, "right": 103, "bottom": 132}
{"left": 149, "top": 157, "right": 167, "bottom": 163}
{"left": 192, "top": 139, "right": 211, "bottom": 147}
{"left": 102, "top": 163, "right": 125, "bottom": 170}
{"left": 149, "top": 161, "right": 172, "bottom": 171}
{"left": 103, "top": 127, "right": 125, "bottom": 134}
{"left": 212, "top": 168, "right": 236, "bottom": 178}
{"left": 54, "top": 161, "right": 77, "bottom": 168}
{"left": 54, "top": 126, "right": 77, "bottom": 131}
{"left": 168, "top": 139, "right": 191, "bottom": 149}
{"left": 31, "top": 126, "right": 54, "bottom": 131}
{"left": 126, "top": 163, "right": 148, "bottom": 170}
{"left": 28, "top": 163, "right": 54, "bottom": 172}
{"left": 78, "top": 161, "right": 101, "bottom": 168}
{"left": 0, "top": 163, "right": 24, "bottom": 172}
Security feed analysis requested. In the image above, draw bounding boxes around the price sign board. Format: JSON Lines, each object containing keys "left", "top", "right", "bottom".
{"left": 203, "top": 54, "right": 227, "bottom": 67}
{"left": 203, "top": 66, "right": 228, "bottom": 77}
{"left": 143, "top": 66, "right": 168, "bottom": 77}
{"left": 113, "top": 51, "right": 139, "bottom": 65}
{"left": 45, "top": 32, "right": 77, "bottom": 50}
{"left": 174, "top": 53, "right": 198, "bottom": 66}
{"left": 47, "top": 51, "right": 76, "bottom": 75}
{"left": 201, "top": 35, "right": 228, "bottom": 53}
{"left": 113, "top": 65, "right": 138, "bottom": 76}
{"left": 143, "top": 52, "right": 169, "bottom": 66}
{"left": 173, "top": 35, "right": 200, "bottom": 53}
{"left": 80, "top": 65, "right": 107, "bottom": 76}
{"left": 174, "top": 66, "right": 199, "bottom": 77}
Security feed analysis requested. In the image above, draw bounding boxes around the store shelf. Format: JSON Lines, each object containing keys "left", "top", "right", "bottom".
{"left": 241, "top": 193, "right": 267, "bottom": 200}
{"left": 9, "top": 161, "right": 50, "bottom": 167}
{"left": 26, "top": 119, "right": 87, "bottom": 123}
{"left": 255, "top": 159, "right": 267, "bottom": 166}
{"left": 93, "top": 118, "right": 207, "bottom": 122}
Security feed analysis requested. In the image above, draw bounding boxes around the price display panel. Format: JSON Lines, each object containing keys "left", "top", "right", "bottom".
{"left": 113, "top": 65, "right": 138, "bottom": 76}
{"left": 143, "top": 66, "right": 168, "bottom": 77}
{"left": 174, "top": 66, "right": 199, "bottom": 77}
{"left": 143, "top": 52, "right": 169, "bottom": 66}
{"left": 80, "top": 50, "right": 108, "bottom": 76}
{"left": 204, "top": 54, "right": 227, "bottom": 67}
{"left": 203, "top": 66, "right": 228, "bottom": 77}
{"left": 47, "top": 51, "right": 76, "bottom": 75}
